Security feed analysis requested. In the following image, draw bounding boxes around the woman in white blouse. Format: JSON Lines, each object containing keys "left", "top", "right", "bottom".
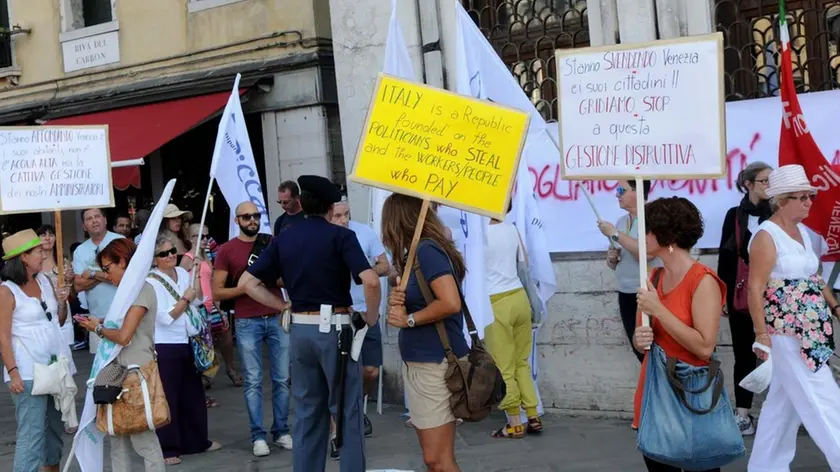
{"left": 747, "top": 165, "right": 840, "bottom": 470}
{"left": 146, "top": 235, "right": 220, "bottom": 466}
{"left": 0, "top": 230, "right": 73, "bottom": 472}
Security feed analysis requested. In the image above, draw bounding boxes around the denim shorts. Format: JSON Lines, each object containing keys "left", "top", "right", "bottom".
{"left": 10, "top": 380, "right": 64, "bottom": 472}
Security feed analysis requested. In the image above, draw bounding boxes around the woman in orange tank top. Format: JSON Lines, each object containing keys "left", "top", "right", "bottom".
{"left": 631, "top": 197, "right": 728, "bottom": 472}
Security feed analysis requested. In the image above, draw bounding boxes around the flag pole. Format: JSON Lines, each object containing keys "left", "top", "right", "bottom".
{"left": 192, "top": 178, "right": 215, "bottom": 282}
{"left": 192, "top": 73, "right": 241, "bottom": 282}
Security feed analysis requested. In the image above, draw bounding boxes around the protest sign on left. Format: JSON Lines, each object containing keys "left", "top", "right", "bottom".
{"left": 0, "top": 126, "right": 114, "bottom": 214}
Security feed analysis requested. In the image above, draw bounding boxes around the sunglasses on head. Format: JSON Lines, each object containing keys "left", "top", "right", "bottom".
{"left": 155, "top": 247, "right": 178, "bottom": 258}
{"left": 40, "top": 301, "right": 53, "bottom": 322}
{"left": 237, "top": 212, "right": 261, "bottom": 221}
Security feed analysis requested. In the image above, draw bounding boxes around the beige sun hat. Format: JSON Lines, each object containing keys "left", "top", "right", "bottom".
{"left": 765, "top": 164, "right": 818, "bottom": 198}
{"left": 163, "top": 204, "right": 193, "bottom": 221}
{"left": 2, "top": 229, "right": 42, "bottom": 260}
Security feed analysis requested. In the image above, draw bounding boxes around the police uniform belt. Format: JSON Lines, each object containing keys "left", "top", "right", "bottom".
{"left": 291, "top": 313, "right": 351, "bottom": 325}
{"left": 296, "top": 307, "right": 351, "bottom": 315}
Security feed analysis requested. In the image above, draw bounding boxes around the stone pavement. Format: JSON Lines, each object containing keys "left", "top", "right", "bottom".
{"left": 0, "top": 352, "right": 832, "bottom": 471}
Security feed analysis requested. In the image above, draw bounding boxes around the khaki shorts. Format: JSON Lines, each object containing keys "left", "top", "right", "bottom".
{"left": 403, "top": 359, "right": 455, "bottom": 430}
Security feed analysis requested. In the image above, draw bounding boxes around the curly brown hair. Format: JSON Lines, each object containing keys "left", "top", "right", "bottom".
{"left": 645, "top": 197, "right": 704, "bottom": 250}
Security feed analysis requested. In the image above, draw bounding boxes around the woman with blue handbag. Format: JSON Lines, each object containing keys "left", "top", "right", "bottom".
{"left": 632, "top": 197, "right": 745, "bottom": 471}
{"left": 147, "top": 235, "right": 221, "bottom": 466}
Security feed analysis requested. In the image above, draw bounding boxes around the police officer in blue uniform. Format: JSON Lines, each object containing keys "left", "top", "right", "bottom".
{"left": 238, "top": 175, "right": 381, "bottom": 472}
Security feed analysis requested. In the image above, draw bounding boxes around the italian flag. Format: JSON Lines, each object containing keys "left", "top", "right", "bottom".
{"left": 777, "top": 0, "right": 840, "bottom": 260}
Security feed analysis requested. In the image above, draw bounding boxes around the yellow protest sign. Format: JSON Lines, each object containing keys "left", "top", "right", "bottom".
{"left": 349, "top": 74, "right": 529, "bottom": 220}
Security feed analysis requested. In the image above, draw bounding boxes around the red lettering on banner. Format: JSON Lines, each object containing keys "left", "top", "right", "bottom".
{"left": 531, "top": 131, "right": 840, "bottom": 202}
{"left": 531, "top": 132, "right": 769, "bottom": 200}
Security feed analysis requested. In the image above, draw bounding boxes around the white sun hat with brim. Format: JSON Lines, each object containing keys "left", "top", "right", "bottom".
{"left": 163, "top": 203, "right": 193, "bottom": 221}
{"left": 765, "top": 164, "right": 818, "bottom": 198}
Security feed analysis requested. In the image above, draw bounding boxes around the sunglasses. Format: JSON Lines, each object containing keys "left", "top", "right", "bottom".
{"left": 787, "top": 194, "right": 816, "bottom": 203}
{"left": 753, "top": 178, "right": 769, "bottom": 185}
{"left": 40, "top": 301, "right": 53, "bottom": 322}
{"left": 616, "top": 187, "right": 628, "bottom": 197}
{"left": 155, "top": 247, "right": 178, "bottom": 258}
{"left": 237, "top": 212, "right": 261, "bottom": 221}
{"left": 191, "top": 234, "right": 209, "bottom": 240}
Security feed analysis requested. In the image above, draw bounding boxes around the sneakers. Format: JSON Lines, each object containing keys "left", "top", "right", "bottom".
{"left": 364, "top": 414, "right": 373, "bottom": 437}
{"left": 329, "top": 436, "right": 340, "bottom": 460}
{"left": 252, "top": 440, "right": 270, "bottom": 457}
{"left": 736, "top": 414, "right": 756, "bottom": 436}
{"left": 274, "top": 434, "right": 293, "bottom": 450}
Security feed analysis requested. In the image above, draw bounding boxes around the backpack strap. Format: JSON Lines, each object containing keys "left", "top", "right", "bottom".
{"left": 410, "top": 241, "right": 479, "bottom": 362}
{"left": 413, "top": 262, "right": 457, "bottom": 364}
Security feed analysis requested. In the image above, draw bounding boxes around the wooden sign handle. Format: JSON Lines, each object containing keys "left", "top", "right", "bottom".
{"left": 398, "top": 199, "right": 431, "bottom": 291}
{"left": 54, "top": 211, "right": 65, "bottom": 289}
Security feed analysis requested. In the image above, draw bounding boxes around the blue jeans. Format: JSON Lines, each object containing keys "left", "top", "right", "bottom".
{"left": 10, "top": 380, "right": 63, "bottom": 472}
{"left": 236, "top": 315, "right": 291, "bottom": 442}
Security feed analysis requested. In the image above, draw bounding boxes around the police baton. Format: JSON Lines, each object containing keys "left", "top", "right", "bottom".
{"left": 333, "top": 325, "right": 352, "bottom": 448}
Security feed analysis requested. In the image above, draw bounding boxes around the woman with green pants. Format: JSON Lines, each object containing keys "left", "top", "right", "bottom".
{"left": 484, "top": 217, "right": 541, "bottom": 439}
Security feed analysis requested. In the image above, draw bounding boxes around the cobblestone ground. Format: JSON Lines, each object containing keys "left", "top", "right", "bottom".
{"left": 0, "top": 352, "right": 832, "bottom": 471}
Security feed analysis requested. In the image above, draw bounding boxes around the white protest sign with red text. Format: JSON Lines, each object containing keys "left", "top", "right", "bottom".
{"left": 555, "top": 33, "right": 726, "bottom": 180}
{"left": 530, "top": 89, "right": 840, "bottom": 252}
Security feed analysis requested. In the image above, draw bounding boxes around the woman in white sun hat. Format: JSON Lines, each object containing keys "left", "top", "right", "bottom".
{"left": 160, "top": 204, "right": 193, "bottom": 265}
{"left": 746, "top": 164, "right": 840, "bottom": 471}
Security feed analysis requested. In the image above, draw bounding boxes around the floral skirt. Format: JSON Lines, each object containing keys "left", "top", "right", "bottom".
{"left": 764, "top": 276, "right": 835, "bottom": 372}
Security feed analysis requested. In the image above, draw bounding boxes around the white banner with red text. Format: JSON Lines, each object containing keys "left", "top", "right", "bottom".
{"left": 535, "top": 89, "right": 840, "bottom": 252}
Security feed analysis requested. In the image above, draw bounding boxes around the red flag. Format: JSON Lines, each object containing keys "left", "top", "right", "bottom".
{"left": 777, "top": 0, "right": 840, "bottom": 261}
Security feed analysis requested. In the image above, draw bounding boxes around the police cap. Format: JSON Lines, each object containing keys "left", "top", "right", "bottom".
{"left": 298, "top": 175, "right": 342, "bottom": 205}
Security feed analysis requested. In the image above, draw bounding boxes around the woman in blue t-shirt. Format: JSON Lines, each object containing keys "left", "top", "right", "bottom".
{"left": 382, "top": 194, "right": 467, "bottom": 472}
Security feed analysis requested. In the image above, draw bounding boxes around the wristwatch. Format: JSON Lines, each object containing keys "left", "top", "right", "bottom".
{"left": 407, "top": 313, "right": 416, "bottom": 328}
{"left": 610, "top": 232, "right": 620, "bottom": 243}
{"left": 94, "top": 324, "right": 105, "bottom": 338}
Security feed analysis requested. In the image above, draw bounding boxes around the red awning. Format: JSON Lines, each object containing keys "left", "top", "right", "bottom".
{"left": 48, "top": 91, "right": 235, "bottom": 190}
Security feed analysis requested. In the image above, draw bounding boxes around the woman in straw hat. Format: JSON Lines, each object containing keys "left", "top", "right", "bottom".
{"left": 160, "top": 204, "right": 193, "bottom": 264}
{"left": 0, "top": 229, "right": 73, "bottom": 472}
{"left": 746, "top": 165, "right": 840, "bottom": 470}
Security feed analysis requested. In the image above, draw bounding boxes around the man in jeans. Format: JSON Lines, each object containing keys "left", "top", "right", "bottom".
{"left": 213, "top": 201, "right": 292, "bottom": 457}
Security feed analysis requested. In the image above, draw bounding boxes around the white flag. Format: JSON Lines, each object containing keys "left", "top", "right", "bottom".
{"left": 209, "top": 74, "right": 272, "bottom": 239}
{"left": 66, "top": 180, "right": 177, "bottom": 472}
{"left": 371, "top": 0, "right": 417, "bottom": 238}
{"left": 446, "top": 7, "right": 496, "bottom": 341}
{"left": 375, "top": 0, "right": 492, "bottom": 340}
{"left": 455, "top": 3, "right": 557, "bottom": 306}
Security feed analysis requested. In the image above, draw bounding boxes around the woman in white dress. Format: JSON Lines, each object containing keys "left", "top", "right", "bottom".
{"left": 747, "top": 165, "right": 840, "bottom": 471}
